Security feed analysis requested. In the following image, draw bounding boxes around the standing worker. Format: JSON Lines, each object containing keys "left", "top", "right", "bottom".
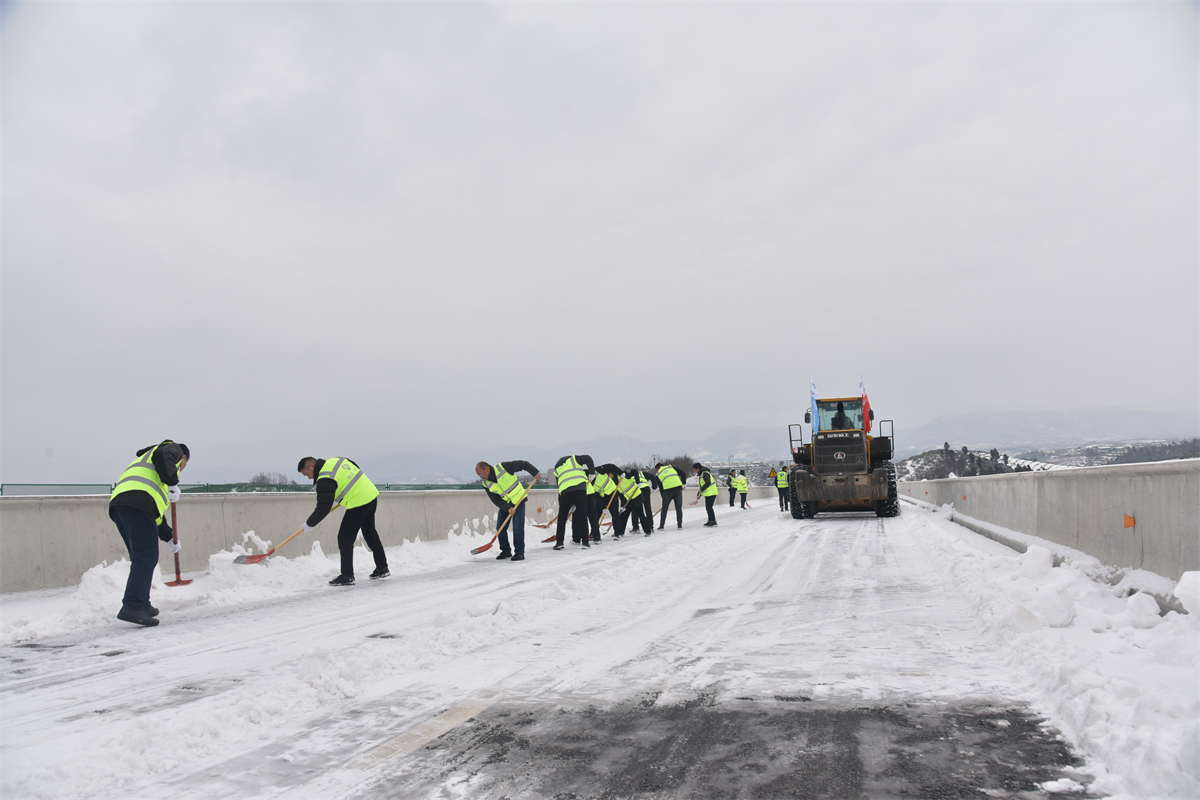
{"left": 734, "top": 469, "right": 749, "bottom": 508}
{"left": 298, "top": 456, "right": 389, "bottom": 585}
{"left": 693, "top": 462, "right": 719, "bottom": 527}
{"left": 727, "top": 469, "right": 738, "bottom": 507}
{"left": 655, "top": 461, "right": 685, "bottom": 530}
{"left": 476, "top": 460, "right": 540, "bottom": 561}
{"left": 775, "top": 466, "right": 790, "bottom": 512}
{"left": 552, "top": 454, "right": 595, "bottom": 551}
{"left": 108, "top": 440, "right": 190, "bottom": 626}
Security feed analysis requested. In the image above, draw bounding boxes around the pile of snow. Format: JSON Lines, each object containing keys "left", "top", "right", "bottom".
{"left": 914, "top": 514, "right": 1199, "bottom": 798}
{"left": 1, "top": 524, "right": 499, "bottom": 647}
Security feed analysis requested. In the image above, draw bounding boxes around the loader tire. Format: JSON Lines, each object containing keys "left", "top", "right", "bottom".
{"left": 787, "top": 469, "right": 804, "bottom": 519}
{"left": 875, "top": 462, "right": 900, "bottom": 518}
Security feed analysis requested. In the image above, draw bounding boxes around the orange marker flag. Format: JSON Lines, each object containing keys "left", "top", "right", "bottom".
{"left": 1124, "top": 514, "right": 1136, "bottom": 529}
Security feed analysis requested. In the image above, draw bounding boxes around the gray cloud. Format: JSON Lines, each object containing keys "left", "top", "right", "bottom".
{"left": 3, "top": 1, "right": 1196, "bottom": 483}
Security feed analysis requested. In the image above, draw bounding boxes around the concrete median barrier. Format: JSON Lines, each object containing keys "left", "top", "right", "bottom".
{"left": 900, "top": 460, "right": 1199, "bottom": 582}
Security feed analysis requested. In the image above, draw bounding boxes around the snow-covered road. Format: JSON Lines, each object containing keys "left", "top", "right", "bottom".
{"left": 2, "top": 501, "right": 1196, "bottom": 798}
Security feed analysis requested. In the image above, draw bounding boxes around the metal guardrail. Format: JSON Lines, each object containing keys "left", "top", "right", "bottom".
{"left": 0, "top": 482, "right": 554, "bottom": 496}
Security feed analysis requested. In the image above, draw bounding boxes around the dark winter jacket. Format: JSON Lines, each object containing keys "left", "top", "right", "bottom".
{"left": 109, "top": 440, "right": 189, "bottom": 541}
{"left": 483, "top": 460, "right": 540, "bottom": 511}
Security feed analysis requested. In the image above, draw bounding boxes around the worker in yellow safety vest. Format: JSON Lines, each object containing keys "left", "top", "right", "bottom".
{"left": 298, "top": 456, "right": 389, "bottom": 585}
{"left": 476, "top": 460, "right": 541, "bottom": 562}
{"left": 601, "top": 464, "right": 646, "bottom": 538}
{"left": 693, "top": 462, "right": 719, "bottom": 527}
{"left": 734, "top": 470, "right": 749, "bottom": 508}
{"left": 775, "top": 466, "right": 790, "bottom": 512}
{"left": 109, "top": 439, "right": 190, "bottom": 626}
{"left": 552, "top": 454, "right": 596, "bottom": 550}
{"left": 586, "top": 468, "right": 616, "bottom": 545}
{"left": 654, "top": 461, "right": 686, "bottom": 530}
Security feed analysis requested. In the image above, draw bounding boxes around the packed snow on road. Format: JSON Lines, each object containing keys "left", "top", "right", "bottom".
{"left": 1, "top": 501, "right": 1196, "bottom": 799}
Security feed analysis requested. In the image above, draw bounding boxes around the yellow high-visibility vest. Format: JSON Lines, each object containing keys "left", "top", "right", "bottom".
{"left": 318, "top": 458, "right": 379, "bottom": 509}
{"left": 111, "top": 444, "right": 180, "bottom": 524}
{"left": 483, "top": 463, "right": 527, "bottom": 506}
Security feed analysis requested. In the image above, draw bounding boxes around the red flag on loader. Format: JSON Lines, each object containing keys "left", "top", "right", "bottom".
{"left": 860, "top": 376, "right": 872, "bottom": 434}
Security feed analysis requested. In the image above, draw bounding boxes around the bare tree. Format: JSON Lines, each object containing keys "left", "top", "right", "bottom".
{"left": 248, "top": 471, "right": 296, "bottom": 485}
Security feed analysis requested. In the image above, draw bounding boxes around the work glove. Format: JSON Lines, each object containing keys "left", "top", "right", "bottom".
{"left": 303, "top": 523, "right": 313, "bottom": 533}
{"left": 168, "top": 485, "right": 182, "bottom": 503}
{"left": 168, "top": 540, "right": 181, "bottom": 554}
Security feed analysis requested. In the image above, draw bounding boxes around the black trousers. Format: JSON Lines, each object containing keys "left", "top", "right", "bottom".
{"left": 659, "top": 486, "right": 683, "bottom": 528}
{"left": 739, "top": 492, "right": 747, "bottom": 508}
{"left": 586, "top": 493, "right": 601, "bottom": 540}
{"left": 338, "top": 498, "right": 388, "bottom": 578}
{"left": 777, "top": 486, "right": 790, "bottom": 510}
{"left": 615, "top": 490, "right": 652, "bottom": 536}
{"left": 704, "top": 494, "right": 717, "bottom": 524}
{"left": 729, "top": 487, "right": 736, "bottom": 507}
{"left": 109, "top": 504, "right": 159, "bottom": 612}
{"left": 636, "top": 489, "right": 653, "bottom": 533}
{"left": 555, "top": 488, "right": 589, "bottom": 545}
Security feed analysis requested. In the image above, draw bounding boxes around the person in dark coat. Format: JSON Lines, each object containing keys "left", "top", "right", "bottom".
{"left": 693, "top": 462, "right": 719, "bottom": 527}
{"left": 108, "top": 440, "right": 189, "bottom": 626}
{"left": 298, "top": 456, "right": 389, "bottom": 585}
{"left": 552, "top": 454, "right": 595, "bottom": 550}
{"left": 655, "top": 461, "right": 686, "bottom": 530}
{"left": 475, "top": 460, "right": 540, "bottom": 561}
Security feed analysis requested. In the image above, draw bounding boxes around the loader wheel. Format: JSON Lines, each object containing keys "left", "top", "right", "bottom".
{"left": 875, "top": 462, "right": 900, "bottom": 518}
{"left": 788, "top": 470, "right": 805, "bottom": 519}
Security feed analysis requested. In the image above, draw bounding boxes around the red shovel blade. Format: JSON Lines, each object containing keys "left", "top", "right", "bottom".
{"left": 469, "top": 542, "right": 494, "bottom": 555}
{"left": 233, "top": 551, "right": 273, "bottom": 565}
{"left": 165, "top": 578, "right": 193, "bottom": 586}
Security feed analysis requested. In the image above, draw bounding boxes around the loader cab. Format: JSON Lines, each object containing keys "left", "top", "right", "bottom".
{"left": 805, "top": 397, "right": 866, "bottom": 432}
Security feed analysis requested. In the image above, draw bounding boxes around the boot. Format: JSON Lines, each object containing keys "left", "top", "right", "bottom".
{"left": 117, "top": 606, "right": 159, "bottom": 627}
{"left": 328, "top": 574, "right": 355, "bottom": 586}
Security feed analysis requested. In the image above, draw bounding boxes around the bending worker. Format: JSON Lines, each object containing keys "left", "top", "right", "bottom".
{"left": 108, "top": 439, "right": 190, "bottom": 627}
{"left": 476, "top": 460, "right": 540, "bottom": 561}
{"left": 655, "top": 461, "right": 685, "bottom": 530}
{"left": 552, "top": 454, "right": 596, "bottom": 550}
{"left": 298, "top": 456, "right": 390, "bottom": 586}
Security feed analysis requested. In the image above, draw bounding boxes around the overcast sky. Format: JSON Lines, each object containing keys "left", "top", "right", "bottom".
{"left": 2, "top": 1, "right": 1196, "bottom": 483}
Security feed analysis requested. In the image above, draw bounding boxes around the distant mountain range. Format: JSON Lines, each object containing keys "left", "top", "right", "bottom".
{"left": 184, "top": 408, "right": 1198, "bottom": 484}
{"left": 895, "top": 407, "right": 1198, "bottom": 458}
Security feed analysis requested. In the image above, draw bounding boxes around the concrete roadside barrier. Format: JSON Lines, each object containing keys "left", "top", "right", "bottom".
{"left": 900, "top": 460, "right": 1199, "bottom": 583}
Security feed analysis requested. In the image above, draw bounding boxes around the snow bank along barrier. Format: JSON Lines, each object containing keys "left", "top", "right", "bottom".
{"left": 899, "top": 460, "right": 1199, "bottom": 583}
{"left": 0, "top": 489, "right": 556, "bottom": 593}
{"left": 0, "top": 486, "right": 777, "bottom": 593}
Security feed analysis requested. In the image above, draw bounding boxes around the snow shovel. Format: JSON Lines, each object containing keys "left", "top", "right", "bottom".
{"left": 234, "top": 504, "right": 340, "bottom": 565}
{"left": 164, "top": 502, "right": 193, "bottom": 587}
{"left": 470, "top": 503, "right": 519, "bottom": 555}
{"left": 531, "top": 512, "right": 558, "bottom": 529}
{"left": 541, "top": 511, "right": 582, "bottom": 542}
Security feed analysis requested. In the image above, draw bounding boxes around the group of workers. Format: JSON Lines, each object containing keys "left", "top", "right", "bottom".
{"left": 475, "top": 456, "right": 741, "bottom": 563}
{"left": 106, "top": 440, "right": 760, "bottom": 627}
